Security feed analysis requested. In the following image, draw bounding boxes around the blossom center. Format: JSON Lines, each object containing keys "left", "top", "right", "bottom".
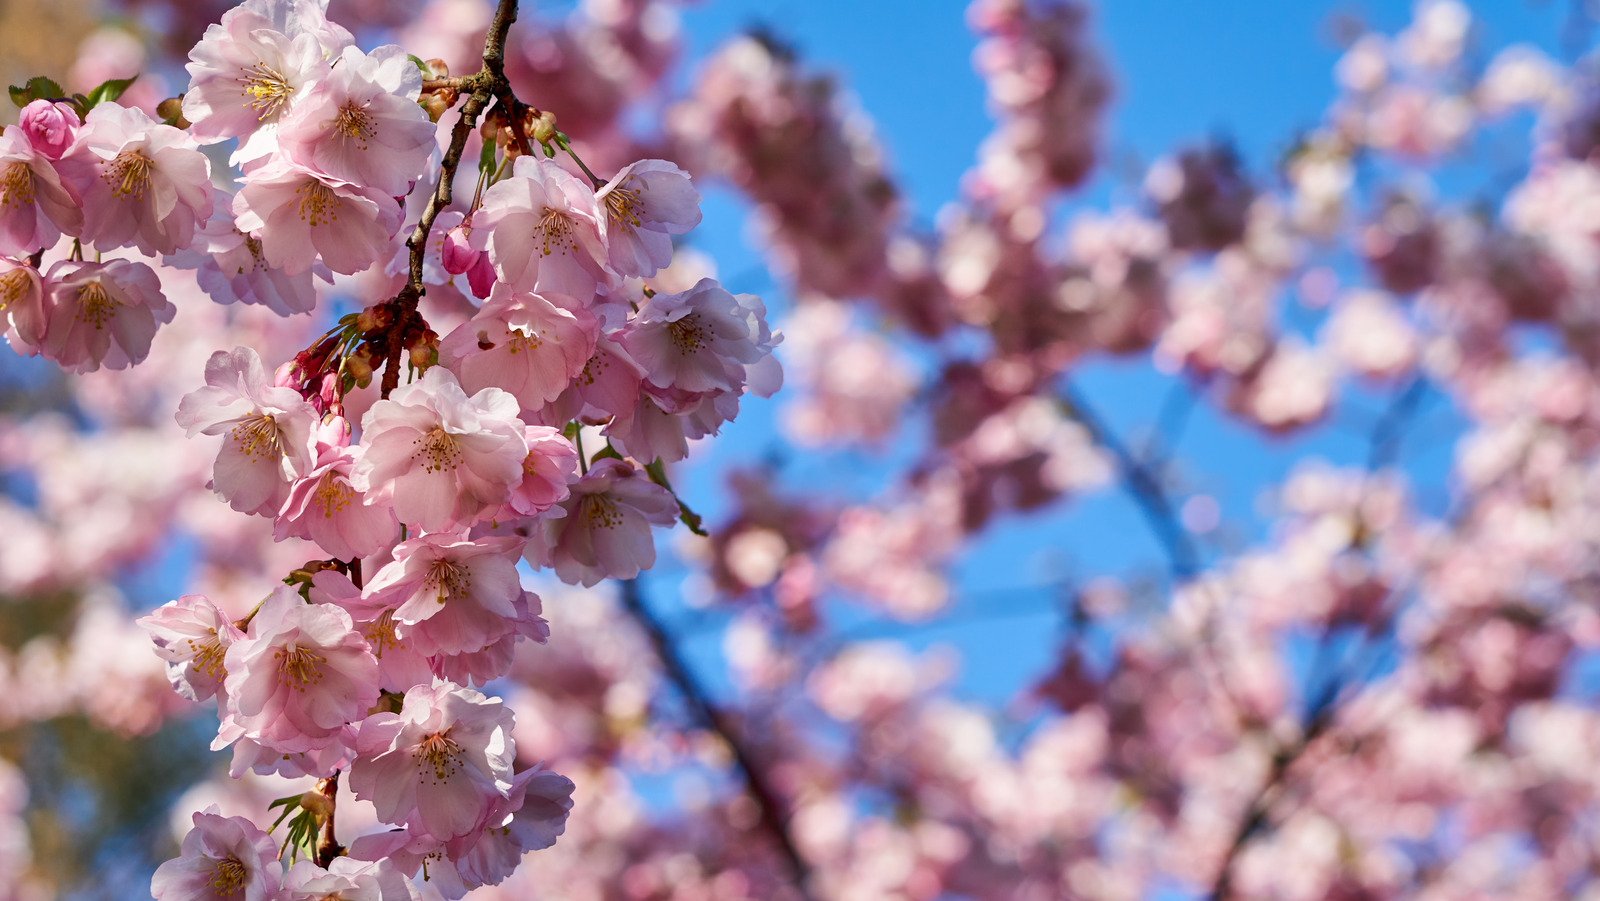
{"left": 364, "top": 609, "right": 402, "bottom": 658}
{"left": 0, "top": 268, "right": 30, "bottom": 312}
{"left": 229, "top": 414, "right": 282, "bottom": 461}
{"left": 103, "top": 151, "right": 153, "bottom": 201}
{"left": 426, "top": 558, "right": 472, "bottom": 604}
{"left": 239, "top": 62, "right": 295, "bottom": 120}
{"left": 603, "top": 183, "right": 643, "bottom": 233}
{"left": 0, "top": 162, "right": 35, "bottom": 208}
{"left": 334, "top": 100, "right": 375, "bottom": 149}
{"left": 667, "top": 313, "right": 709, "bottom": 354}
{"left": 411, "top": 426, "right": 462, "bottom": 473}
{"left": 76, "top": 281, "right": 121, "bottom": 329}
{"left": 294, "top": 181, "right": 342, "bottom": 228}
{"left": 415, "top": 729, "right": 464, "bottom": 783}
{"left": 507, "top": 326, "right": 544, "bottom": 354}
{"left": 276, "top": 645, "right": 326, "bottom": 690}
{"left": 185, "top": 631, "right": 227, "bottom": 681}
{"left": 580, "top": 494, "right": 622, "bottom": 530}
{"left": 538, "top": 207, "right": 576, "bottom": 257}
{"left": 315, "top": 472, "right": 352, "bottom": 517}
{"left": 208, "top": 855, "right": 248, "bottom": 895}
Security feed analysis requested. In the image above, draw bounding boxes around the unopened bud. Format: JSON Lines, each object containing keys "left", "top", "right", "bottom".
{"left": 409, "top": 342, "right": 438, "bottom": 371}
{"left": 155, "top": 97, "right": 189, "bottom": 128}
{"left": 298, "top": 790, "right": 334, "bottom": 819}
{"left": 531, "top": 110, "right": 558, "bottom": 146}
{"left": 441, "top": 225, "right": 478, "bottom": 275}
{"left": 420, "top": 92, "right": 450, "bottom": 123}
{"left": 480, "top": 106, "right": 506, "bottom": 145}
{"left": 425, "top": 59, "right": 449, "bottom": 78}
{"left": 344, "top": 346, "right": 373, "bottom": 383}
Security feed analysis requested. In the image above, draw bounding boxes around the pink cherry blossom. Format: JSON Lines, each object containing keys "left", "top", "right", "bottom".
{"left": 181, "top": 0, "right": 337, "bottom": 154}
{"left": 361, "top": 532, "right": 526, "bottom": 657}
{"left": 503, "top": 425, "right": 577, "bottom": 517}
{"left": 450, "top": 766, "right": 575, "bottom": 889}
{"left": 40, "top": 258, "right": 174, "bottom": 373}
{"left": 620, "top": 277, "right": 771, "bottom": 395}
{"left": 179, "top": 197, "right": 323, "bottom": 315}
{"left": 275, "top": 441, "right": 399, "bottom": 559}
{"left": 311, "top": 569, "right": 434, "bottom": 694}
{"left": 595, "top": 159, "right": 702, "bottom": 277}
{"left": 527, "top": 458, "right": 678, "bottom": 586}
{"left": 220, "top": 585, "right": 379, "bottom": 754}
{"left": 469, "top": 154, "right": 610, "bottom": 298}
{"left": 439, "top": 287, "right": 600, "bottom": 414}
{"left": 351, "top": 366, "right": 528, "bottom": 533}
{"left": 283, "top": 857, "right": 419, "bottom": 901}
{"left": 348, "top": 679, "right": 517, "bottom": 843}
{"left": 429, "top": 591, "right": 549, "bottom": 687}
{"left": 276, "top": 44, "right": 436, "bottom": 195}
{"left": 18, "top": 100, "right": 78, "bottom": 160}
{"left": 538, "top": 334, "right": 648, "bottom": 426}
{"left": 0, "top": 128, "right": 83, "bottom": 256}
{"left": 233, "top": 160, "right": 401, "bottom": 276}
{"left": 151, "top": 807, "right": 281, "bottom": 901}
{"left": 56, "top": 102, "right": 213, "bottom": 256}
{"left": 138, "top": 594, "right": 246, "bottom": 704}
{"left": 176, "top": 345, "right": 320, "bottom": 517}
{"left": 0, "top": 259, "right": 48, "bottom": 355}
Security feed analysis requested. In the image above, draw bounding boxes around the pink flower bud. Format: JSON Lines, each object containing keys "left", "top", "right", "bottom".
{"left": 467, "top": 251, "right": 497, "bottom": 298}
{"left": 19, "top": 100, "right": 78, "bottom": 159}
{"left": 274, "top": 358, "right": 301, "bottom": 388}
{"left": 441, "top": 224, "right": 479, "bottom": 275}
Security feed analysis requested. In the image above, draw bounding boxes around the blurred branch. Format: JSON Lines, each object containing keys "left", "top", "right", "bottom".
{"left": 1060, "top": 380, "right": 1201, "bottom": 581}
{"left": 618, "top": 579, "right": 816, "bottom": 900}
{"left": 1209, "top": 374, "right": 1432, "bottom": 900}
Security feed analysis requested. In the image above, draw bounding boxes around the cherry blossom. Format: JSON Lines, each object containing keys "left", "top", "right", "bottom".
{"left": 56, "top": 102, "right": 213, "bottom": 256}
{"left": 528, "top": 458, "right": 678, "bottom": 586}
{"left": 360, "top": 532, "right": 527, "bottom": 657}
{"left": 438, "top": 287, "right": 600, "bottom": 413}
{"left": 220, "top": 585, "right": 379, "bottom": 754}
{"left": 348, "top": 679, "right": 517, "bottom": 843}
{"left": 594, "top": 159, "right": 702, "bottom": 277}
{"left": 151, "top": 807, "right": 281, "bottom": 901}
{"left": 276, "top": 44, "right": 436, "bottom": 195}
{"left": 40, "top": 258, "right": 174, "bottom": 373}
{"left": 176, "top": 345, "right": 320, "bottom": 517}
{"left": 468, "top": 154, "right": 609, "bottom": 299}
{"left": 232, "top": 160, "right": 401, "bottom": 276}
{"left": 351, "top": 365, "right": 528, "bottom": 533}
{"left": 0, "top": 128, "right": 83, "bottom": 257}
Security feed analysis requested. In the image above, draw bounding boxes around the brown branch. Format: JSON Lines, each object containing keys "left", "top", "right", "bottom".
{"left": 618, "top": 579, "right": 816, "bottom": 900}
{"left": 379, "top": 0, "right": 521, "bottom": 399}
{"left": 313, "top": 772, "right": 343, "bottom": 867}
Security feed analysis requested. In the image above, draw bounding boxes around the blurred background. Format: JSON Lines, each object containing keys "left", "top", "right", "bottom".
{"left": 4, "top": 0, "right": 1600, "bottom": 899}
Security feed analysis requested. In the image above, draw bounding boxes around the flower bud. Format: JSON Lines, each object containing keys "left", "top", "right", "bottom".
{"left": 420, "top": 91, "right": 451, "bottom": 123}
{"left": 425, "top": 59, "right": 449, "bottom": 78}
{"left": 19, "top": 99, "right": 78, "bottom": 159}
{"left": 441, "top": 224, "right": 479, "bottom": 275}
{"left": 532, "top": 109, "right": 558, "bottom": 146}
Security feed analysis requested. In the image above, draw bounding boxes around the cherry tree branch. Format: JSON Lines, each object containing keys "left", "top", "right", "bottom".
{"left": 379, "top": 0, "right": 520, "bottom": 399}
{"left": 1207, "top": 376, "right": 1431, "bottom": 900}
{"left": 618, "top": 578, "right": 816, "bottom": 900}
{"left": 1059, "top": 379, "right": 1202, "bottom": 581}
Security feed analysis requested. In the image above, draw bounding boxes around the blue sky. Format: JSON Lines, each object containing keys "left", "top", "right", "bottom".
{"left": 627, "top": 0, "right": 1586, "bottom": 706}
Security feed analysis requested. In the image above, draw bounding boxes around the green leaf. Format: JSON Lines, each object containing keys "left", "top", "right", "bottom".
{"left": 83, "top": 75, "right": 137, "bottom": 110}
{"left": 408, "top": 53, "right": 433, "bottom": 77}
{"left": 9, "top": 76, "right": 63, "bottom": 108}
{"left": 590, "top": 444, "right": 623, "bottom": 464}
{"left": 479, "top": 134, "right": 497, "bottom": 177}
{"left": 644, "top": 459, "right": 709, "bottom": 536}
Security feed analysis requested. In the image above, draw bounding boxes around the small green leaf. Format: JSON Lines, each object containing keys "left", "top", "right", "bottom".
{"left": 479, "top": 134, "right": 497, "bottom": 177}
{"left": 644, "top": 459, "right": 709, "bottom": 536}
{"left": 590, "top": 444, "right": 624, "bottom": 464}
{"left": 9, "top": 76, "right": 63, "bottom": 108}
{"left": 83, "top": 75, "right": 137, "bottom": 110}
{"left": 542, "top": 142, "right": 556, "bottom": 159}
{"left": 408, "top": 53, "right": 433, "bottom": 77}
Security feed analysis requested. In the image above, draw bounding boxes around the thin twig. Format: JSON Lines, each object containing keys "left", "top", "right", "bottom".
{"left": 380, "top": 0, "right": 520, "bottom": 399}
{"left": 619, "top": 579, "right": 815, "bottom": 899}
{"left": 1060, "top": 380, "right": 1201, "bottom": 580}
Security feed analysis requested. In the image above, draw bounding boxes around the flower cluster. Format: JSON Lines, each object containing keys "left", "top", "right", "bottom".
{"left": 0, "top": 0, "right": 792, "bottom": 895}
